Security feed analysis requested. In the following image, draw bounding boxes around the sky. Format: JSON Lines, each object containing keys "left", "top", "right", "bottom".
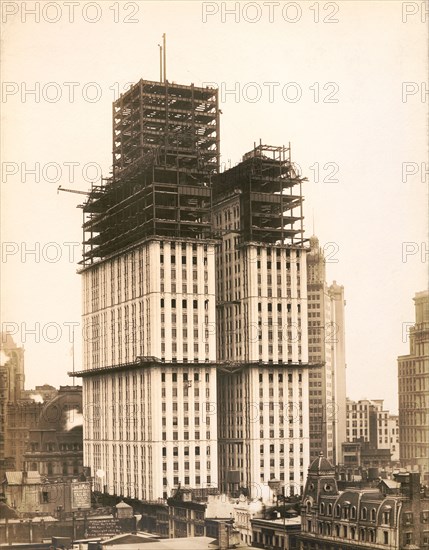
{"left": 1, "top": 0, "right": 428, "bottom": 413}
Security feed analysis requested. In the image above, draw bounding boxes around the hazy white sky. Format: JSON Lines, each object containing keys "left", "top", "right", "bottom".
{"left": 1, "top": 1, "right": 428, "bottom": 413}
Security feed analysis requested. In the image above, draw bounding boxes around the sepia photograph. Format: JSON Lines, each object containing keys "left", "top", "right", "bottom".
{"left": 1, "top": 1, "right": 428, "bottom": 548}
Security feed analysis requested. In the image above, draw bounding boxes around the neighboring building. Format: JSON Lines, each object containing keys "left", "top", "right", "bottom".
{"left": 167, "top": 488, "right": 235, "bottom": 539}
{"left": 74, "top": 78, "right": 314, "bottom": 502}
{"left": 233, "top": 498, "right": 265, "bottom": 546}
{"left": 251, "top": 516, "right": 300, "bottom": 549}
{"left": 21, "top": 384, "right": 58, "bottom": 403}
{"left": 344, "top": 398, "right": 399, "bottom": 466}
{"left": 23, "top": 386, "right": 83, "bottom": 480}
{"left": 306, "top": 236, "right": 346, "bottom": 465}
{"left": 0, "top": 333, "right": 26, "bottom": 477}
{"left": 398, "top": 290, "right": 429, "bottom": 481}
{"left": 2, "top": 470, "right": 91, "bottom": 516}
{"left": 341, "top": 440, "right": 392, "bottom": 470}
{"left": 298, "top": 453, "right": 429, "bottom": 550}
{"left": 213, "top": 144, "right": 311, "bottom": 497}
{"left": 388, "top": 415, "right": 400, "bottom": 463}
{"left": 0, "top": 333, "right": 48, "bottom": 478}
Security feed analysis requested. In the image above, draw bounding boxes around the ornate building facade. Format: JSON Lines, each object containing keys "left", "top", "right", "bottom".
{"left": 298, "top": 453, "right": 429, "bottom": 549}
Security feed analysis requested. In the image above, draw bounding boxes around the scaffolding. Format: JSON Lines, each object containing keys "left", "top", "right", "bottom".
{"left": 213, "top": 142, "right": 306, "bottom": 245}
{"left": 80, "top": 79, "right": 219, "bottom": 266}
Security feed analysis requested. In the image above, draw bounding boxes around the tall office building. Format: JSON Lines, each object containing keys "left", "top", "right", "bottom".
{"left": 306, "top": 237, "right": 346, "bottom": 465}
{"left": 398, "top": 290, "right": 429, "bottom": 480}
{"left": 77, "top": 80, "right": 220, "bottom": 500}
{"left": 213, "top": 144, "right": 310, "bottom": 497}
{"left": 75, "top": 78, "right": 314, "bottom": 501}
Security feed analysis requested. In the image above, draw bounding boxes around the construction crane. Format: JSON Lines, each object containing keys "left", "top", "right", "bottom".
{"left": 57, "top": 185, "right": 90, "bottom": 196}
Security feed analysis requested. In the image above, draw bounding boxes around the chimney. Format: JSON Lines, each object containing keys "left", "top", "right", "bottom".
{"left": 409, "top": 472, "right": 421, "bottom": 501}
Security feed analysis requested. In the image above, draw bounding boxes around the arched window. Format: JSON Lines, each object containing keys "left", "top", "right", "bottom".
{"left": 351, "top": 506, "right": 357, "bottom": 519}
{"left": 320, "top": 502, "right": 325, "bottom": 514}
{"left": 360, "top": 528, "right": 366, "bottom": 541}
{"left": 369, "top": 530, "right": 375, "bottom": 542}
{"left": 361, "top": 507, "right": 367, "bottom": 520}
{"left": 351, "top": 527, "right": 356, "bottom": 539}
{"left": 371, "top": 508, "right": 376, "bottom": 521}
{"left": 327, "top": 503, "right": 333, "bottom": 515}
{"left": 335, "top": 504, "right": 341, "bottom": 517}
{"left": 306, "top": 500, "right": 312, "bottom": 513}
{"left": 335, "top": 525, "right": 340, "bottom": 537}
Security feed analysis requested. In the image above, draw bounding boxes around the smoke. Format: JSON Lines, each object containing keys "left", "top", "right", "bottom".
{"left": 30, "top": 394, "right": 44, "bottom": 403}
{"left": 0, "top": 350, "right": 9, "bottom": 366}
{"left": 64, "top": 408, "right": 83, "bottom": 431}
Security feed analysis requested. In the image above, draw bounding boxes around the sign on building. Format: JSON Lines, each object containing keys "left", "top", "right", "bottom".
{"left": 71, "top": 481, "right": 91, "bottom": 510}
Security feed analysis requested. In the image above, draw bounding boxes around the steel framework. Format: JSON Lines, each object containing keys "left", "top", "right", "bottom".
{"left": 80, "top": 79, "right": 219, "bottom": 266}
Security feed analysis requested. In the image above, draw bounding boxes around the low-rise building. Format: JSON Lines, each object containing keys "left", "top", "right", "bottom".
{"left": 2, "top": 470, "right": 91, "bottom": 516}
{"left": 251, "top": 516, "right": 301, "bottom": 549}
{"left": 167, "top": 488, "right": 236, "bottom": 539}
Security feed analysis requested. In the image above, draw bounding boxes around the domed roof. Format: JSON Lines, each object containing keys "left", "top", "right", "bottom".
{"left": 37, "top": 386, "right": 82, "bottom": 432}
{"left": 308, "top": 452, "right": 335, "bottom": 475}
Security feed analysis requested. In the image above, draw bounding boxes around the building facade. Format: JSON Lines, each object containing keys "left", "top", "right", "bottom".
{"left": 23, "top": 386, "right": 83, "bottom": 480}
{"left": 306, "top": 237, "right": 346, "bottom": 465}
{"left": 0, "top": 333, "right": 47, "bottom": 478}
{"left": 344, "top": 398, "right": 399, "bottom": 466}
{"left": 398, "top": 290, "right": 429, "bottom": 481}
{"left": 298, "top": 453, "right": 429, "bottom": 550}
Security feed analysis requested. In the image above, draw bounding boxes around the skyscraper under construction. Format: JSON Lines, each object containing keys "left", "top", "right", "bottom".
{"left": 74, "top": 75, "right": 318, "bottom": 500}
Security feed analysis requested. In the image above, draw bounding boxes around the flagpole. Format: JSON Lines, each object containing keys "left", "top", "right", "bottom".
{"left": 72, "top": 326, "right": 75, "bottom": 386}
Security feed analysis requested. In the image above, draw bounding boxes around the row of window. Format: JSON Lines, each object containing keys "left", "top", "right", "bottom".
{"left": 314, "top": 501, "right": 391, "bottom": 523}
